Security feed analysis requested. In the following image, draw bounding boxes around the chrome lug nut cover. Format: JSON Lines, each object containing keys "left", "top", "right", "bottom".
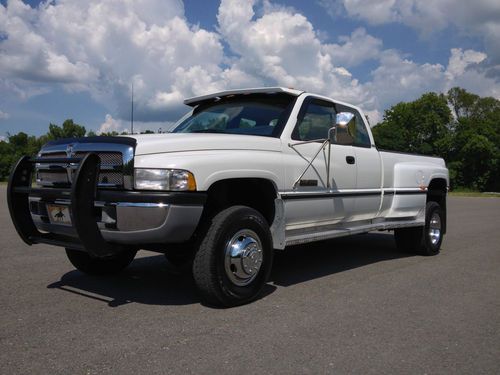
{"left": 224, "top": 229, "right": 263, "bottom": 286}
{"left": 429, "top": 212, "right": 441, "bottom": 245}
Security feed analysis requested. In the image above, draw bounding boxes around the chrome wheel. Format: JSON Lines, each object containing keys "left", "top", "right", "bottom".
{"left": 224, "top": 229, "right": 263, "bottom": 286}
{"left": 429, "top": 212, "right": 441, "bottom": 245}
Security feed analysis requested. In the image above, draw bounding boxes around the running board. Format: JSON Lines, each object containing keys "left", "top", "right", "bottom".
{"left": 285, "top": 220, "right": 424, "bottom": 247}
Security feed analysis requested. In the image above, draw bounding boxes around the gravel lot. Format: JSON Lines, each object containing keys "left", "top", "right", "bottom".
{"left": 1, "top": 187, "right": 499, "bottom": 374}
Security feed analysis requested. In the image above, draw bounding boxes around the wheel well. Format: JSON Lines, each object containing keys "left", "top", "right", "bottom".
{"left": 427, "top": 178, "right": 447, "bottom": 233}
{"left": 202, "top": 178, "right": 277, "bottom": 225}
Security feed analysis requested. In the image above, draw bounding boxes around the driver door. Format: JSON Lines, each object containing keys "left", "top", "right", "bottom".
{"left": 282, "top": 98, "right": 356, "bottom": 229}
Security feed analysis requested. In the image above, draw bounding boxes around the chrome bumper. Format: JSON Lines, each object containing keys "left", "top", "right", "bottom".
{"left": 30, "top": 201, "right": 204, "bottom": 245}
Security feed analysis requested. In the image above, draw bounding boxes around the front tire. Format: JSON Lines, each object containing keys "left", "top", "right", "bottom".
{"left": 394, "top": 201, "right": 444, "bottom": 256}
{"left": 192, "top": 206, "right": 274, "bottom": 307}
{"left": 65, "top": 248, "right": 137, "bottom": 275}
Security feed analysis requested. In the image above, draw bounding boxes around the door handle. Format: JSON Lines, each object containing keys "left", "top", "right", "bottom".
{"left": 346, "top": 156, "right": 355, "bottom": 164}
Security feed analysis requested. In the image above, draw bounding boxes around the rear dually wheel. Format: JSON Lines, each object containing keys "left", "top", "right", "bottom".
{"left": 394, "top": 201, "right": 444, "bottom": 256}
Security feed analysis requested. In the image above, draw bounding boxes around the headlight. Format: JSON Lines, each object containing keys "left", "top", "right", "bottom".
{"left": 134, "top": 168, "right": 197, "bottom": 191}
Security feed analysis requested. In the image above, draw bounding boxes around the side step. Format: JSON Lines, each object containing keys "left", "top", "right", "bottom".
{"left": 285, "top": 219, "right": 424, "bottom": 246}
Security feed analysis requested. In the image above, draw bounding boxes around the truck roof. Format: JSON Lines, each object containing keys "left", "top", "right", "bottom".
{"left": 183, "top": 87, "right": 304, "bottom": 106}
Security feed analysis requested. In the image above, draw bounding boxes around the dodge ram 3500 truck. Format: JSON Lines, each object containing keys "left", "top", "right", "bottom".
{"left": 8, "top": 87, "right": 449, "bottom": 306}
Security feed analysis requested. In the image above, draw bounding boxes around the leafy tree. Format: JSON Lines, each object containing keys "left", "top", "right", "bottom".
{"left": 373, "top": 88, "right": 499, "bottom": 191}
{"left": 0, "top": 139, "right": 16, "bottom": 181}
{"left": 447, "top": 87, "right": 479, "bottom": 119}
{"left": 47, "top": 119, "right": 86, "bottom": 140}
{"left": 0, "top": 119, "right": 86, "bottom": 180}
{"left": 372, "top": 92, "right": 452, "bottom": 156}
{"left": 100, "top": 131, "right": 120, "bottom": 137}
{"left": 446, "top": 88, "right": 500, "bottom": 190}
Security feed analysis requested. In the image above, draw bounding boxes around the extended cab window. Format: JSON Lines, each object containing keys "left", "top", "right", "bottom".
{"left": 292, "top": 99, "right": 336, "bottom": 141}
{"left": 172, "top": 94, "right": 295, "bottom": 137}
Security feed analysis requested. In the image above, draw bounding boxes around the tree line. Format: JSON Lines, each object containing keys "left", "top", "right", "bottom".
{"left": 1, "top": 87, "right": 498, "bottom": 191}
{"left": 372, "top": 87, "right": 499, "bottom": 191}
{"left": 0, "top": 120, "right": 153, "bottom": 181}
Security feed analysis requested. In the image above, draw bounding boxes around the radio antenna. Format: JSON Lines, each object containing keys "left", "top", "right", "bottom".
{"left": 130, "top": 82, "right": 134, "bottom": 134}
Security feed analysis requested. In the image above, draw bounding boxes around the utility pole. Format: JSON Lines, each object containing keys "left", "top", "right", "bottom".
{"left": 131, "top": 82, "right": 134, "bottom": 134}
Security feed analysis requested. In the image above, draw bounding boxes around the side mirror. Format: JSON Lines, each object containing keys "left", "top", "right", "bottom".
{"left": 330, "top": 112, "right": 355, "bottom": 144}
{"left": 335, "top": 112, "right": 355, "bottom": 127}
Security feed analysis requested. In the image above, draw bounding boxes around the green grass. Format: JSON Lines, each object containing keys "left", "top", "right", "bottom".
{"left": 449, "top": 188, "right": 500, "bottom": 198}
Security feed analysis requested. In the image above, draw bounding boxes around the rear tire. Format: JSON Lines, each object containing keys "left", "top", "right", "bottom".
{"left": 394, "top": 201, "right": 444, "bottom": 256}
{"left": 192, "top": 206, "right": 273, "bottom": 307}
{"left": 65, "top": 248, "right": 137, "bottom": 275}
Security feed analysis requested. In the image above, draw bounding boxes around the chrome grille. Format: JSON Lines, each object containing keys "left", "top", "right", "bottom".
{"left": 74, "top": 152, "right": 122, "bottom": 166}
{"left": 37, "top": 170, "right": 69, "bottom": 184}
{"left": 98, "top": 171, "right": 123, "bottom": 185}
{"left": 36, "top": 151, "right": 124, "bottom": 187}
{"left": 39, "top": 152, "right": 66, "bottom": 159}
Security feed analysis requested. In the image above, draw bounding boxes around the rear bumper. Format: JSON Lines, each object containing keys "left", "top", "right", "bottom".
{"left": 8, "top": 154, "right": 206, "bottom": 257}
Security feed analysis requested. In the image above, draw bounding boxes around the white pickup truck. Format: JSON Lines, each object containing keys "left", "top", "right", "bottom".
{"left": 8, "top": 87, "right": 449, "bottom": 306}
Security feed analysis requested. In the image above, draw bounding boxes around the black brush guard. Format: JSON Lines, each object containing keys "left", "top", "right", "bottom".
{"left": 8, "top": 153, "right": 126, "bottom": 258}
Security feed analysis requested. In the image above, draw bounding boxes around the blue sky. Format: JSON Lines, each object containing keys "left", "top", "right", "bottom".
{"left": 1, "top": 0, "right": 499, "bottom": 138}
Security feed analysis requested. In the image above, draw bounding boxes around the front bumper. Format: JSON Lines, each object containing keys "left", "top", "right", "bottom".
{"left": 8, "top": 154, "right": 206, "bottom": 257}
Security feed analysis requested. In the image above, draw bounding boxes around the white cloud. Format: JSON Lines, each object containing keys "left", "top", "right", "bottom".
{"left": 323, "top": 27, "right": 383, "bottom": 67}
{"left": 0, "top": 110, "right": 10, "bottom": 120}
{"left": 0, "top": 0, "right": 498, "bottom": 129}
{"left": 320, "top": 0, "right": 500, "bottom": 62}
{"left": 445, "top": 48, "right": 487, "bottom": 79}
{"left": 99, "top": 114, "right": 125, "bottom": 134}
{"left": 324, "top": 0, "right": 450, "bottom": 30}
{"left": 97, "top": 114, "right": 175, "bottom": 134}
{"left": 444, "top": 49, "right": 500, "bottom": 98}
{"left": 217, "top": 0, "right": 372, "bottom": 106}
{"left": 364, "top": 48, "right": 499, "bottom": 117}
{"left": 216, "top": 0, "right": 496, "bottom": 123}
{"left": 0, "top": 1, "right": 99, "bottom": 86}
{"left": 365, "top": 50, "right": 446, "bottom": 111}
{"left": 0, "top": 0, "right": 225, "bottom": 120}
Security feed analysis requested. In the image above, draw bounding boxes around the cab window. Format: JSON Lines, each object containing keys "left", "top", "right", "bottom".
{"left": 292, "top": 99, "right": 336, "bottom": 141}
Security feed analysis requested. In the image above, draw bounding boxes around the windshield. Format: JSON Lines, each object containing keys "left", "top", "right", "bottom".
{"left": 172, "top": 94, "right": 295, "bottom": 137}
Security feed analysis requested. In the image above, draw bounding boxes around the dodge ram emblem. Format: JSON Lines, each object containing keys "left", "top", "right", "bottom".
{"left": 66, "top": 144, "right": 74, "bottom": 158}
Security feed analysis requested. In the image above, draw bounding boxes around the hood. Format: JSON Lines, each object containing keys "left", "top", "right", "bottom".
{"left": 130, "top": 133, "right": 282, "bottom": 156}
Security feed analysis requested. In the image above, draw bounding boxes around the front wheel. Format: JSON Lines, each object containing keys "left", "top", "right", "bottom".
{"left": 394, "top": 201, "right": 444, "bottom": 256}
{"left": 192, "top": 206, "right": 274, "bottom": 307}
{"left": 65, "top": 248, "right": 137, "bottom": 275}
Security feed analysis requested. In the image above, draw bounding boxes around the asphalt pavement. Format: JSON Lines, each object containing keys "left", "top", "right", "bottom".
{"left": 1, "top": 186, "right": 499, "bottom": 374}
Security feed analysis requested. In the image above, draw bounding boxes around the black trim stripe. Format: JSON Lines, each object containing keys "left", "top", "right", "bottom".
{"left": 281, "top": 191, "right": 379, "bottom": 200}
{"left": 394, "top": 190, "right": 427, "bottom": 195}
{"left": 280, "top": 189, "right": 426, "bottom": 200}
